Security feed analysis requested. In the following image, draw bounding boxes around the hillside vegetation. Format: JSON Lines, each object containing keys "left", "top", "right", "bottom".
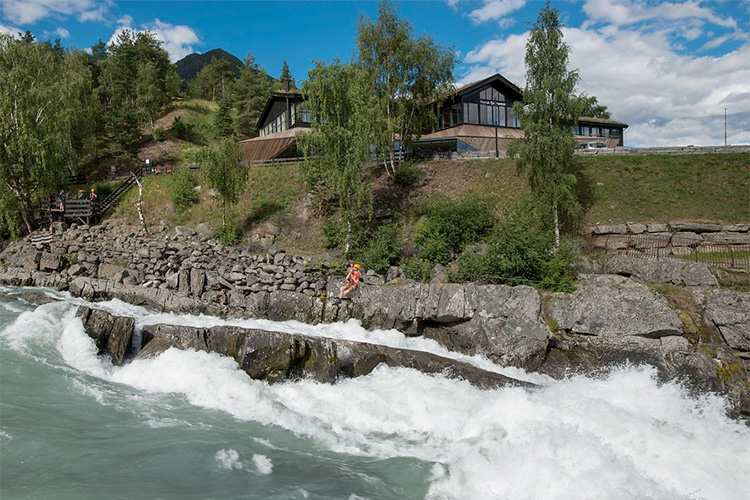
{"left": 110, "top": 151, "right": 750, "bottom": 259}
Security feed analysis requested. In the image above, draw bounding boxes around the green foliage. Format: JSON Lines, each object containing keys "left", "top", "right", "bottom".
{"left": 298, "top": 59, "right": 374, "bottom": 246}
{"left": 97, "top": 29, "right": 178, "bottom": 165}
{"left": 153, "top": 127, "right": 166, "bottom": 142}
{"left": 508, "top": 1, "right": 582, "bottom": 247}
{"left": 214, "top": 96, "right": 234, "bottom": 138}
{"left": 0, "top": 191, "right": 21, "bottom": 239}
{"left": 391, "top": 164, "right": 420, "bottom": 187}
{"left": 172, "top": 116, "right": 195, "bottom": 141}
{"left": 357, "top": 0, "right": 456, "bottom": 175}
{"left": 170, "top": 166, "right": 199, "bottom": 213}
{"left": 451, "top": 198, "right": 577, "bottom": 291}
{"left": 188, "top": 57, "right": 236, "bottom": 100}
{"left": 356, "top": 223, "right": 403, "bottom": 274}
{"left": 233, "top": 52, "right": 271, "bottom": 139}
{"left": 196, "top": 138, "right": 247, "bottom": 230}
{"left": 0, "top": 34, "right": 89, "bottom": 233}
{"left": 214, "top": 215, "right": 239, "bottom": 245}
{"left": 279, "top": 60, "right": 295, "bottom": 89}
{"left": 413, "top": 194, "right": 496, "bottom": 264}
{"left": 402, "top": 257, "right": 433, "bottom": 283}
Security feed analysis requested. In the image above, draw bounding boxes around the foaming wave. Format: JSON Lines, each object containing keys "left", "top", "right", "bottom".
{"left": 3, "top": 289, "right": 748, "bottom": 499}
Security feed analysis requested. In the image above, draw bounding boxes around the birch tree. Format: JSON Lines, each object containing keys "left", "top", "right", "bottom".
{"left": 0, "top": 34, "right": 89, "bottom": 234}
{"left": 196, "top": 138, "right": 247, "bottom": 236}
{"left": 357, "top": 0, "right": 456, "bottom": 176}
{"left": 508, "top": 1, "right": 582, "bottom": 248}
{"left": 298, "top": 60, "right": 374, "bottom": 251}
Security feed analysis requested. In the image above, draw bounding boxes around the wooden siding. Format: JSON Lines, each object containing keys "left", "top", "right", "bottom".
{"left": 238, "top": 127, "right": 308, "bottom": 163}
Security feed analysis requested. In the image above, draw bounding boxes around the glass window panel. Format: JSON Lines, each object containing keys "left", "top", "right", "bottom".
{"left": 464, "top": 103, "right": 479, "bottom": 124}
{"left": 507, "top": 106, "right": 518, "bottom": 128}
{"left": 498, "top": 105, "right": 506, "bottom": 126}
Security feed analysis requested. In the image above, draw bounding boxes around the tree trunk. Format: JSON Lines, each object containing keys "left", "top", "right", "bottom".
{"left": 133, "top": 174, "right": 149, "bottom": 235}
{"left": 553, "top": 202, "right": 560, "bottom": 251}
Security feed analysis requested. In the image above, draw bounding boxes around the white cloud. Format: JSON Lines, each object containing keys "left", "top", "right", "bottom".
{"left": 54, "top": 27, "right": 70, "bottom": 38}
{"left": 144, "top": 19, "right": 200, "bottom": 62}
{"left": 0, "top": 0, "right": 108, "bottom": 24}
{"left": 582, "top": 0, "right": 737, "bottom": 29}
{"left": 0, "top": 22, "right": 19, "bottom": 35}
{"left": 460, "top": 24, "right": 750, "bottom": 147}
{"left": 107, "top": 17, "right": 200, "bottom": 62}
{"left": 468, "top": 0, "right": 527, "bottom": 24}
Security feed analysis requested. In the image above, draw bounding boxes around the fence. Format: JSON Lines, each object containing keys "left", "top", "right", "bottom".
{"left": 587, "top": 233, "right": 750, "bottom": 269}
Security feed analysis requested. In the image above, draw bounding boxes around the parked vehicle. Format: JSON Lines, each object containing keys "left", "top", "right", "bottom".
{"left": 579, "top": 141, "right": 608, "bottom": 150}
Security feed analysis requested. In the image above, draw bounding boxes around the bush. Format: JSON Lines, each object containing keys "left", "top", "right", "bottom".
{"left": 170, "top": 166, "right": 199, "bottom": 213}
{"left": 402, "top": 257, "right": 433, "bottom": 282}
{"left": 357, "top": 223, "right": 403, "bottom": 274}
{"left": 391, "top": 164, "right": 420, "bottom": 187}
{"left": 215, "top": 216, "right": 239, "bottom": 245}
{"left": 172, "top": 116, "right": 194, "bottom": 141}
{"left": 413, "top": 194, "right": 496, "bottom": 264}
{"left": 450, "top": 198, "right": 578, "bottom": 291}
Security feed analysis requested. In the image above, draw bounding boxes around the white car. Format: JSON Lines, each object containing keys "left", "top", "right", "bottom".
{"left": 579, "top": 141, "right": 608, "bottom": 150}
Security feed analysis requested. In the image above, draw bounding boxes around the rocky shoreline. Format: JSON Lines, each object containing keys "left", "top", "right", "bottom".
{"left": 1, "top": 220, "right": 749, "bottom": 419}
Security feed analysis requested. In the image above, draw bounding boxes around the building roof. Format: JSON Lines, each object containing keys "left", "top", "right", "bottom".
{"left": 578, "top": 116, "right": 629, "bottom": 128}
{"left": 256, "top": 90, "right": 305, "bottom": 129}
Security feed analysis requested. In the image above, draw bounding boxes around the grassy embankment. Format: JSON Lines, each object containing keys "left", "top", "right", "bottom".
{"left": 106, "top": 151, "right": 749, "bottom": 258}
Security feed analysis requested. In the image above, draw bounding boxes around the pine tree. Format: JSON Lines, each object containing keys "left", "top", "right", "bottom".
{"left": 233, "top": 53, "right": 271, "bottom": 139}
{"left": 279, "top": 60, "right": 295, "bottom": 89}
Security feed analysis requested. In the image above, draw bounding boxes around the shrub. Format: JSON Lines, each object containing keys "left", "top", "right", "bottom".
{"left": 172, "top": 116, "right": 194, "bottom": 141}
{"left": 357, "top": 223, "right": 403, "bottom": 274}
{"left": 170, "top": 165, "right": 199, "bottom": 213}
{"left": 402, "top": 257, "right": 433, "bottom": 282}
{"left": 391, "top": 164, "right": 419, "bottom": 187}
{"left": 413, "top": 194, "right": 496, "bottom": 264}
{"left": 215, "top": 216, "right": 239, "bottom": 245}
{"left": 450, "top": 198, "right": 578, "bottom": 291}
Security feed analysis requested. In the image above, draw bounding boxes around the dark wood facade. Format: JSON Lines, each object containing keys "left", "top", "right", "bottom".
{"left": 240, "top": 73, "right": 628, "bottom": 163}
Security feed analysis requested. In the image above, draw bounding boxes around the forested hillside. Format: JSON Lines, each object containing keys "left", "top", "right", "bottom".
{"left": 0, "top": 30, "right": 288, "bottom": 237}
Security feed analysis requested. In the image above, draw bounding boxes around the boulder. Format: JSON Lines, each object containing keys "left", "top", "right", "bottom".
{"left": 668, "top": 222, "right": 722, "bottom": 233}
{"left": 544, "top": 280, "right": 683, "bottom": 338}
{"left": 76, "top": 306, "right": 135, "bottom": 365}
{"left": 136, "top": 323, "right": 535, "bottom": 390}
{"left": 705, "top": 290, "right": 750, "bottom": 356}
{"left": 602, "top": 254, "right": 718, "bottom": 287}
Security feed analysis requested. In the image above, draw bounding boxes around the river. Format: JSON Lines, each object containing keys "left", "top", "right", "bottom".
{"left": 1, "top": 286, "right": 748, "bottom": 499}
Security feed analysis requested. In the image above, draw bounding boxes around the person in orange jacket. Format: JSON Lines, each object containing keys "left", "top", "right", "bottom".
{"left": 339, "top": 263, "right": 361, "bottom": 300}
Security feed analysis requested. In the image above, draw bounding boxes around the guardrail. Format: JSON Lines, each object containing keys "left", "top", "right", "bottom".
{"left": 587, "top": 233, "right": 750, "bottom": 269}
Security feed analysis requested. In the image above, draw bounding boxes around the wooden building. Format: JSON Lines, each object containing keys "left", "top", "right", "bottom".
{"left": 237, "top": 89, "right": 309, "bottom": 164}
{"left": 238, "top": 73, "right": 628, "bottom": 163}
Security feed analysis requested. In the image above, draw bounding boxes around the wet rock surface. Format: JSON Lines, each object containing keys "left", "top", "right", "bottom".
{"left": 2, "top": 220, "right": 749, "bottom": 419}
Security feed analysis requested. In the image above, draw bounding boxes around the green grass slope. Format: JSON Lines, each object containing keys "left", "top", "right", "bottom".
{"left": 106, "top": 151, "right": 749, "bottom": 257}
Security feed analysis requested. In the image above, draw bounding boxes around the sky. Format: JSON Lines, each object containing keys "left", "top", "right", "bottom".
{"left": 0, "top": 0, "right": 748, "bottom": 148}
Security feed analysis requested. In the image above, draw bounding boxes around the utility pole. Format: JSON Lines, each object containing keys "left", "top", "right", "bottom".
{"left": 285, "top": 77, "right": 291, "bottom": 132}
{"left": 724, "top": 108, "right": 727, "bottom": 146}
{"left": 494, "top": 103, "right": 499, "bottom": 158}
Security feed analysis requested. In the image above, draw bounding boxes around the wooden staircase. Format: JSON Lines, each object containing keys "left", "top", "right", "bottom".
{"left": 96, "top": 168, "right": 144, "bottom": 216}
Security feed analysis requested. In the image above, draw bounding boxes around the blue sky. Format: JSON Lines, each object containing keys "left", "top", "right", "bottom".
{"left": 1, "top": 0, "right": 748, "bottom": 147}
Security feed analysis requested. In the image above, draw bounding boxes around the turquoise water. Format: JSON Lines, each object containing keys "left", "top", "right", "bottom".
{"left": 1, "top": 286, "right": 749, "bottom": 500}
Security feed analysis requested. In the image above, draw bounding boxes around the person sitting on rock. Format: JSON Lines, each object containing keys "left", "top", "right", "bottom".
{"left": 339, "top": 263, "right": 361, "bottom": 300}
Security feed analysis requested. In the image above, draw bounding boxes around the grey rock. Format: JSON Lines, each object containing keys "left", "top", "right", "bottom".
{"left": 705, "top": 289, "right": 750, "bottom": 354}
{"left": 602, "top": 254, "right": 718, "bottom": 286}
{"left": 76, "top": 306, "right": 135, "bottom": 365}
{"left": 703, "top": 232, "right": 750, "bottom": 245}
{"left": 626, "top": 222, "right": 647, "bottom": 234}
{"left": 39, "top": 252, "right": 62, "bottom": 272}
{"left": 137, "top": 323, "right": 535, "bottom": 390}
{"left": 545, "top": 281, "right": 683, "bottom": 338}
{"left": 591, "top": 224, "right": 627, "bottom": 235}
{"left": 646, "top": 223, "right": 669, "bottom": 233}
{"left": 175, "top": 226, "right": 197, "bottom": 237}
{"left": 669, "top": 222, "right": 722, "bottom": 233}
